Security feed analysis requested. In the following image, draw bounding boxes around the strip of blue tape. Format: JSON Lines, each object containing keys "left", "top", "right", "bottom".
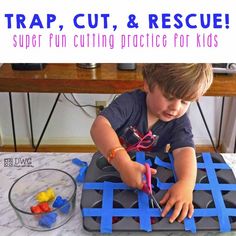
{"left": 168, "top": 153, "right": 197, "bottom": 233}
{"left": 136, "top": 152, "right": 152, "bottom": 232}
{"left": 101, "top": 181, "right": 114, "bottom": 233}
{"left": 83, "top": 182, "right": 129, "bottom": 190}
{"left": 138, "top": 191, "right": 152, "bottom": 232}
{"left": 197, "top": 162, "right": 231, "bottom": 170}
{"left": 72, "top": 158, "right": 88, "bottom": 183}
{"left": 83, "top": 207, "right": 155, "bottom": 217}
{"left": 156, "top": 178, "right": 173, "bottom": 190}
{"left": 154, "top": 156, "right": 171, "bottom": 169}
{"left": 202, "top": 152, "right": 231, "bottom": 232}
{"left": 135, "top": 152, "right": 162, "bottom": 231}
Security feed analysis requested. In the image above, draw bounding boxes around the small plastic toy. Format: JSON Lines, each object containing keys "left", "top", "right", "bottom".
{"left": 53, "top": 196, "right": 70, "bottom": 214}
{"left": 30, "top": 202, "right": 51, "bottom": 214}
{"left": 36, "top": 187, "right": 55, "bottom": 203}
{"left": 30, "top": 205, "right": 42, "bottom": 214}
{"left": 39, "top": 212, "right": 58, "bottom": 228}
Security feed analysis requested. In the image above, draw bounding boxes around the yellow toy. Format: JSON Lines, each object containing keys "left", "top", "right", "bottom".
{"left": 36, "top": 187, "right": 55, "bottom": 203}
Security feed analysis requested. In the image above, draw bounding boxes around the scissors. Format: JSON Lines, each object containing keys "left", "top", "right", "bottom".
{"left": 142, "top": 163, "right": 162, "bottom": 212}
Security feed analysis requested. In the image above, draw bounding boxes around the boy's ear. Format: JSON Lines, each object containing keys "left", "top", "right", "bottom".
{"left": 143, "top": 80, "right": 149, "bottom": 93}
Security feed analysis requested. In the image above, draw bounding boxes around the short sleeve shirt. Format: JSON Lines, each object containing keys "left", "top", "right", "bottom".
{"left": 100, "top": 89, "right": 194, "bottom": 152}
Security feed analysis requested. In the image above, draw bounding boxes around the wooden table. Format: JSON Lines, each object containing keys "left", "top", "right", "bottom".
{"left": 0, "top": 63, "right": 236, "bottom": 96}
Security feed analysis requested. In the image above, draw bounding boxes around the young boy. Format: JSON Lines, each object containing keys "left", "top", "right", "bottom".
{"left": 90, "top": 63, "right": 213, "bottom": 223}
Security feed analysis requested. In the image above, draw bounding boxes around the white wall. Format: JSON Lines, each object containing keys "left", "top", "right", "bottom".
{"left": 0, "top": 93, "right": 235, "bottom": 152}
{"left": 0, "top": 93, "right": 115, "bottom": 145}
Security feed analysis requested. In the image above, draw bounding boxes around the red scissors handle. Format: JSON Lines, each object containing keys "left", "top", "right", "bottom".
{"left": 142, "top": 163, "right": 152, "bottom": 195}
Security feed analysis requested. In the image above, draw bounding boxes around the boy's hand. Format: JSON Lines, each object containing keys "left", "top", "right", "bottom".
{"left": 119, "top": 160, "right": 156, "bottom": 189}
{"left": 160, "top": 179, "right": 194, "bottom": 223}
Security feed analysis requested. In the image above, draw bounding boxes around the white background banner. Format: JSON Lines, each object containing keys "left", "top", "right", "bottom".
{"left": 0, "top": 0, "right": 235, "bottom": 62}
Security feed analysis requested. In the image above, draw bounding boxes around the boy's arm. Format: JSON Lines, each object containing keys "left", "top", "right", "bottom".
{"left": 160, "top": 147, "right": 197, "bottom": 223}
{"left": 173, "top": 147, "right": 197, "bottom": 190}
{"left": 90, "top": 115, "right": 156, "bottom": 189}
{"left": 90, "top": 115, "right": 124, "bottom": 160}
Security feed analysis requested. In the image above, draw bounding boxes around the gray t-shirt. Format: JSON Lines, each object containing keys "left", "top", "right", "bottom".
{"left": 100, "top": 89, "right": 194, "bottom": 152}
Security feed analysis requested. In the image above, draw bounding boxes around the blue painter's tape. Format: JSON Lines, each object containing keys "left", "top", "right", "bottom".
{"left": 168, "top": 153, "right": 196, "bottom": 233}
{"left": 83, "top": 182, "right": 129, "bottom": 190}
{"left": 197, "top": 162, "right": 231, "bottom": 170}
{"left": 81, "top": 151, "right": 236, "bottom": 233}
{"left": 194, "top": 183, "right": 211, "bottom": 190}
{"left": 217, "top": 184, "right": 236, "bottom": 191}
{"left": 168, "top": 153, "right": 177, "bottom": 180}
{"left": 136, "top": 152, "right": 152, "bottom": 232}
{"left": 138, "top": 190, "right": 152, "bottom": 232}
{"left": 202, "top": 152, "right": 231, "bottom": 232}
{"left": 72, "top": 158, "right": 87, "bottom": 166}
{"left": 146, "top": 158, "right": 152, "bottom": 166}
{"left": 194, "top": 208, "right": 218, "bottom": 217}
{"left": 226, "top": 209, "right": 236, "bottom": 216}
{"left": 156, "top": 177, "right": 173, "bottom": 190}
{"left": 100, "top": 181, "right": 114, "bottom": 233}
{"left": 72, "top": 158, "right": 88, "bottom": 183}
{"left": 112, "top": 208, "right": 140, "bottom": 216}
{"left": 75, "top": 166, "right": 87, "bottom": 182}
{"left": 82, "top": 208, "right": 103, "bottom": 216}
{"left": 211, "top": 163, "right": 231, "bottom": 169}
{"left": 136, "top": 151, "right": 146, "bottom": 164}
{"left": 197, "top": 163, "right": 206, "bottom": 169}
{"left": 135, "top": 152, "right": 162, "bottom": 231}
{"left": 154, "top": 156, "right": 172, "bottom": 169}
{"left": 184, "top": 217, "right": 196, "bottom": 233}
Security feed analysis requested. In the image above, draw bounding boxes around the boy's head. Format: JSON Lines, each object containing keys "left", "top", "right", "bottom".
{"left": 142, "top": 63, "right": 213, "bottom": 122}
{"left": 142, "top": 63, "right": 213, "bottom": 101}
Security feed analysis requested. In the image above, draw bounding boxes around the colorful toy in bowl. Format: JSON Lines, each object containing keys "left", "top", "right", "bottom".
{"left": 8, "top": 168, "right": 77, "bottom": 231}
{"left": 35, "top": 187, "right": 55, "bottom": 203}
{"left": 30, "top": 202, "right": 51, "bottom": 214}
{"left": 53, "top": 196, "right": 71, "bottom": 214}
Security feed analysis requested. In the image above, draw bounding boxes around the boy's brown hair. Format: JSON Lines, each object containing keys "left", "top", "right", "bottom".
{"left": 142, "top": 63, "right": 213, "bottom": 101}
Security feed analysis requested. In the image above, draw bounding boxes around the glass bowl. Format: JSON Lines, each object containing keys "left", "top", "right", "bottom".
{"left": 8, "top": 168, "right": 77, "bottom": 231}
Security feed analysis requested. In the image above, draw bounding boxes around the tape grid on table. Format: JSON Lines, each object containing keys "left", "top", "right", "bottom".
{"left": 82, "top": 152, "right": 159, "bottom": 233}
{"left": 155, "top": 152, "right": 236, "bottom": 233}
{"left": 82, "top": 152, "right": 236, "bottom": 233}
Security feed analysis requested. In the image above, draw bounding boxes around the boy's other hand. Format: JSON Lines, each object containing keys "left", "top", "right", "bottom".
{"left": 119, "top": 160, "right": 157, "bottom": 189}
{"left": 159, "top": 179, "right": 194, "bottom": 223}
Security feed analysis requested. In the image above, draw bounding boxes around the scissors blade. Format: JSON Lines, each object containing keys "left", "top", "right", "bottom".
{"left": 142, "top": 163, "right": 162, "bottom": 212}
{"left": 150, "top": 193, "right": 162, "bottom": 212}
